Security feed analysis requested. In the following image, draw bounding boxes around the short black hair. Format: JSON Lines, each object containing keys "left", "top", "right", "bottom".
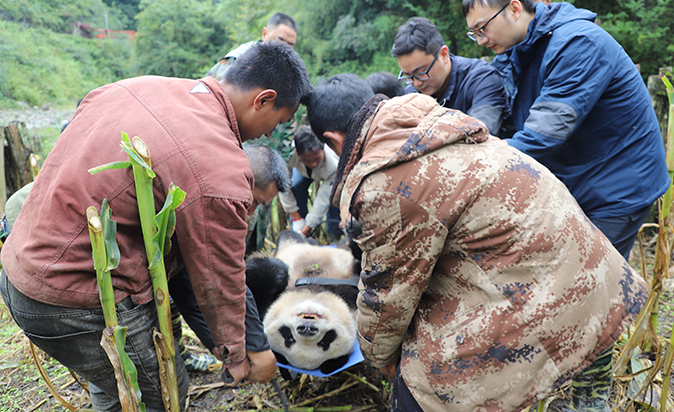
{"left": 293, "top": 126, "right": 323, "bottom": 155}
{"left": 243, "top": 144, "right": 290, "bottom": 193}
{"left": 224, "top": 41, "right": 312, "bottom": 109}
{"left": 305, "top": 74, "right": 374, "bottom": 143}
{"left": 391, "top": 17, "right": 445, "bottom": 57}
{"left": 462, "top": 0, "right": 536, "bottom": 16}
{"left": 364, "top": 72, "right": 405, "bottom": 99}
{"left": 267, "top": 12, "right": 297, "bottom": 33}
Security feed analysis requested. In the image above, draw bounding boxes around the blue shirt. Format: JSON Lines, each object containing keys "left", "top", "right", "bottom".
{"left": 405, "top": 55, "right": 510, "bottom": 137}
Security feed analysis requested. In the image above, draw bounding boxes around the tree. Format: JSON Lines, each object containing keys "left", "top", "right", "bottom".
{"left": 132, "top": 0, "right": 228, "bottom": 78}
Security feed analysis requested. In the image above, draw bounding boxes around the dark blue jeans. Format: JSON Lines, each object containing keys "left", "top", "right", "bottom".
{"left": 291, "top": 169, "right": 341, "bottom": 236}
{"left": 0, "top": 269, "right": 188, "bottom": 412}
{"left": 590, "top": 204, "right": 653, "bottom": 261}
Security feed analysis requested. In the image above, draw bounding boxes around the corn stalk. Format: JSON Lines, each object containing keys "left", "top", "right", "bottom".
{"left": 658, "top": 76, "right": 674, "bottom": 412}
{"left": 89, "top": 132, "right": 185, "bottom": 412}
{"left": 616, "top": 75, "right": 674, "bottom": 410}
{"left": 87, "top": 201, "right": 145, "bottom": 412}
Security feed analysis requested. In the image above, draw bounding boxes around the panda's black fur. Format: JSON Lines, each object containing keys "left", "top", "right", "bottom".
{"left": 245, "top": 230, "right": 359, "bottom": 375}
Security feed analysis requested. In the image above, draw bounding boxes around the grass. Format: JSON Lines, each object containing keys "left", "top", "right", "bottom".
{"left": 0, "top": 304, "right": 82, "bottom": 412}
{"left": 0, "top": 19, "right": 131, "bottom": 108}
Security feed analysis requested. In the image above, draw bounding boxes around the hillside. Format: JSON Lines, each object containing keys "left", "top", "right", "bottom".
{"left": 0, "top": 19, "right": 132, "bottom": 109}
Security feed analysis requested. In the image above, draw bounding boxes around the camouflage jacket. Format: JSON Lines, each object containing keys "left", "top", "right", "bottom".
{"left": 335, "top": 94, "right": 647, "bottom": 411}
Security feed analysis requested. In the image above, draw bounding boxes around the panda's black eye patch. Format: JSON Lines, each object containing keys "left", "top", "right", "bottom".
{"left": 279, "top": 326, "right": 295, "bottom": 348}
{"left": 317, "top": 330, "right": 338, "bottom": 351}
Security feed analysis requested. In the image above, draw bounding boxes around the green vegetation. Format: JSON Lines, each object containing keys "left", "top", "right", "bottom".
{"left": 1, "top": 0, "right": 672, "bottom": 109}
{"left": 0, "top": 19, "right": 132, "bottom": 108}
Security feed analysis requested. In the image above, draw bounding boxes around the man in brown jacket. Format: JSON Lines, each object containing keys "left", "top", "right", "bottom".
{"left": 0, "top": 42, "right": 311, "bottom": 412}
{"left": 305, "top": 73, "right": 648, "bottom": 411}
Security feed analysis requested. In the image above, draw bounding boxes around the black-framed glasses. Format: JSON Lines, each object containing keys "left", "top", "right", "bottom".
{"left": 466, "top": 2, "right": 509, "bottom": 41}
{"left": 397, "top": 49, "right": 441, "bottom": 85}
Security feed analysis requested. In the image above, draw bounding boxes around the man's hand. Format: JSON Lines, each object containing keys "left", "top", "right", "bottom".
{"left": 379, "top": 360, "right": 397, "bottom": 378}
{"left": 379, "top": 347, "right": 402, "bottom": 378}
{"left": 221, "top": 358, "right": 251, "bottom": 387}
{"left": 246, "top": 349, "right": 278, "bottom": 383}
{"left": 292, "top": 218, "right": 306, "bottom": 233}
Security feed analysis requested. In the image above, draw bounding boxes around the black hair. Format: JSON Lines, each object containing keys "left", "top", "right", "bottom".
{"left": 267, "top": 12, "right": 297, "bottom": 33}
{"left": 224, "top": 41, "right": 312, "bottom": 109}
{"left": 391, "top": 17, "right": 446, "bottom": 57}
{"left": 462, "top": 0, "right": 536, "bottom": 16}
{"left": 293, "top": 125, "right": 323, "bottom": 155}
{"left": 245, "top": 254, "right": 289, "bottom": 319}
{"left": 364, "top": 72, "right": 405, "bottom": 99}
{"left": 305, "top": 73, "right": 374, "bottom": 144}
{"left": 243, "top": 144, "right": 290, "bottom": 193}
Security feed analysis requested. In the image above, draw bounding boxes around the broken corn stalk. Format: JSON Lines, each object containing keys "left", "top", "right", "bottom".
{"left": 87, "top": 201, "right": 145, "bottom": 412}
{"left": 89, "top": 132, "right": 185, "bottom": 412}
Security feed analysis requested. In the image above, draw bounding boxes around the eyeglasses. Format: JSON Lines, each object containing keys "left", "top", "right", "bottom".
{"left": 397, "top": 49, "right": 441, "bottom": 85}
{"left": 466, "top": 2, "right": 509, "bottom": 41}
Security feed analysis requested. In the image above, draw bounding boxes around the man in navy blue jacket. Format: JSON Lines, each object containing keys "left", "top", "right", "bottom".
{"left": 392, "top": 17, "right": 510, "bottom": 137}
{"left": 463, "top": 0, "right": 670, "bottom": 259}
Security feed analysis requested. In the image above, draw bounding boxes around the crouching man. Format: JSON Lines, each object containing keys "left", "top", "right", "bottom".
{"left": 304, "top": 73, "right": 647, "bottom": 412}
{"left": 0, "top": 41, "right": 311, "bottom": 412}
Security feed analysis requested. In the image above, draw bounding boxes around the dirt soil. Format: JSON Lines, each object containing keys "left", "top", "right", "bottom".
{"left": 0, "top": 316, "right": 391, "bottom": 411}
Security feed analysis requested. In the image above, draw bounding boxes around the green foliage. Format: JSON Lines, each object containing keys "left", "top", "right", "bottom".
{"left": 0, "top": 20, "right": 132, "bottom": 107}
{"left": 594, "top": 0, "right": 674, "bottom": 77}
{"left": 0, "top": 0, "right": 129, "bottom": 33}
{"left": 1, "top": 0, "right": 672, "bottom": 109}
{"left": 132, "top": 0, "right": 229, "bottom": 78}
{"left": 102, "top": 0, "right": 141, "bottom": 30}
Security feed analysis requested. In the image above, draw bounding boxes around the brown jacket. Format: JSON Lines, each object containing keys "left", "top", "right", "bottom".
{"left": 335, "top": 94, "right": 647, "bottom": 411}
{"left": 2, "top": 76, "right": 252, "bottom": 364}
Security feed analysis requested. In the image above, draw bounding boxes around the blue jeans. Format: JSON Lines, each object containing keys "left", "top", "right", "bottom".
{"left": 590, "top": 204, "right": 653, "bottom": 261}
{"left": 0, "top": 269, "right": 189, "bottom": 412}
{"left": 291, "top": 169, "right": 341, "bottom": 236}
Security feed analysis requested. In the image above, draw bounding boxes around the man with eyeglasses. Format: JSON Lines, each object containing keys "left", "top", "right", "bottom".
{"left": 392, "top": 17, "right": 510, "bottom": 137}
{"left": 463, "top": 0, "right": 669, "bottom": 263}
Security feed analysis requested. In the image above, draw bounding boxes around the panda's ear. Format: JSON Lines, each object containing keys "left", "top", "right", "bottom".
{"left": 318, "top": 353, "right": 351, "bottom": 374}
{"left": 276, "top": 229, "right": 309, "bottom": 250}
{"left": 272, "top": 352, "right": 298, "bottom": 381}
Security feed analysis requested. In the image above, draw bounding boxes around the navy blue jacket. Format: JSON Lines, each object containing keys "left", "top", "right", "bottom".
{"left": 405, "top": 55, "right": 509, "bottom": 136}
{"left": 496, "top": 2, "right": 669, "bottom": 218}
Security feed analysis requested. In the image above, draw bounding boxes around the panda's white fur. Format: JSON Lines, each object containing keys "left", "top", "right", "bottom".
{"left": 263, "top": 288, "right": 356, "bottom": 370}
{"left": 275, "top": 240, "right": 356, "bottom": 289}
{"left": 260, "top": 231, "right": 359, "bottom": 372}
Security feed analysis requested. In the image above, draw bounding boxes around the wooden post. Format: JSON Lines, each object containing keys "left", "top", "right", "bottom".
{"left": 649, "top": 67, "right": 674, "bottom": 143}
{"left": 1, "top": 121, "right": 42, "bottom": 212}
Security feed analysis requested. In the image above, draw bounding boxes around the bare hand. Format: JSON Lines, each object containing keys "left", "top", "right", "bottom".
{"left": 379, "top": 360, "right": 398, "bottom": 378}
{"left": 221, "top": 358, "right": 251, "bottom": 387}
{"left": 246, "top": 349, "right": 278, "bottom": 383}
{"left": 379, "top": 348, "right": 401, "bottom": 378}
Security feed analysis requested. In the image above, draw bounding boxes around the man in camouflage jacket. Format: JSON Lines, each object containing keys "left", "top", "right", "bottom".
{"left": 305, "top": 74, "right": 648, "bottom": 411}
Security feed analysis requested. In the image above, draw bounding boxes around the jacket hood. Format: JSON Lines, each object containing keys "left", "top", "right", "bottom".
{"left": 333, "top": 93, "right": 488, "bottom": 223}
{"left": 527, "top": 2, "right": 596, "bottom": 44}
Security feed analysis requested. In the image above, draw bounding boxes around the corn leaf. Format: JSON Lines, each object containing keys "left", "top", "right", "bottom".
{"left": 100, "top": 199, "right": 121, "bottom": 273}
{"left": 149, "top": 184, "right": 185, "bottom": 270}
{"left": 88, "top": 160, "right": 132, "bottom": 175}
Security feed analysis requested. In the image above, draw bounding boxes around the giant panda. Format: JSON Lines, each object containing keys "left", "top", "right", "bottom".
{"left": 245, "top": 230, "right": 360, "bottom": 375}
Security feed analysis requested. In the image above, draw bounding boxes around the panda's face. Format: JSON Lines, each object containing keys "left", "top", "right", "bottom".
{"left": 263, "top": 289, "right": 356, "bottom": 371}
